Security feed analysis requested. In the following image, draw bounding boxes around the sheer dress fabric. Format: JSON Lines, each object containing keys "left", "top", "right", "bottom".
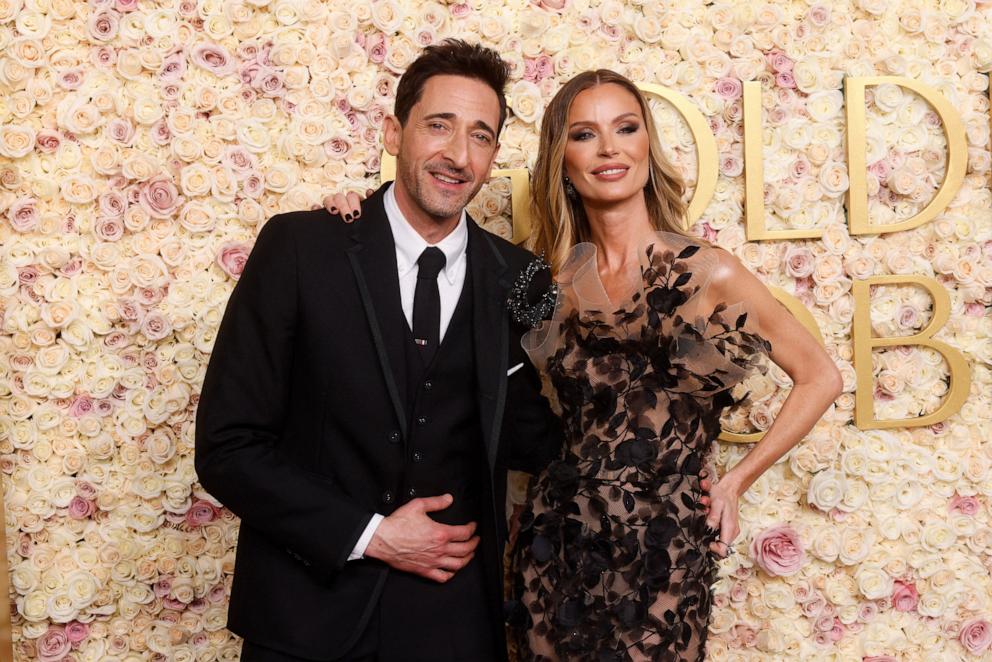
{"left": 513, "top": 232, "right": 770, "bottom": 662}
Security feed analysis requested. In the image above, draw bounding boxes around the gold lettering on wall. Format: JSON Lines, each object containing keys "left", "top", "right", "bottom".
{"left": 719, "top": 286, "right": 825, "bottom": 443}
{"left": 845, "top": 76, "right": 967, "bottom": 235}
{"left": 742, "top": 81, "right": 824, "bottom": 241}
{"left": 637, "top": 83, "right": 719, "bottom": 229}
{"left": 851, "top": 276, "right": 971, "bottom": 428}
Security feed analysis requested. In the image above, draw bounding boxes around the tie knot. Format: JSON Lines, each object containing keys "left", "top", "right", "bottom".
{"left": 417, "top": 246, "right": 446, "bottom": 280}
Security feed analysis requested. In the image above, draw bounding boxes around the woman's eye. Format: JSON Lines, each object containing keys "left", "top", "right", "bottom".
{"left": 570, "top": 130, "right": 594, "bottom": 141}
{"left": 619, "top": 124, "right": 640, "bottom": 134}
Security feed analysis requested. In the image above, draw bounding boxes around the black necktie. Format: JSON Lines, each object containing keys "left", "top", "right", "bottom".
{"left": 412, "top": 247, "right": 446, "bottom": 365}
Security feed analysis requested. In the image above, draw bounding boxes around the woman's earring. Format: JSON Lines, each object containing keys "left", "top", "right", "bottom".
{"left": 564, "top": 176, "right": 578, "bottom": 199}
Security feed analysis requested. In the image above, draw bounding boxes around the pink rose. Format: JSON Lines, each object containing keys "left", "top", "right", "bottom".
{"left": 36, "top": 129, "right": 63, "bottom": 153}
{"left": 191, "top": 43, "right": 235, "bottom": 76}
{"left": 950, "top": 495, "right": 981, "bottom": 516}
{"left": 7, "top": 197, "right": 39, "bottom": 232}
{"left": 159, "top": 52, "right": 187, "bottom": 81}
{"left": 88, "top": 9, "right": 120, "bottom": 41}
{"left": 217, "top": 242, "right": 250, "bottom": 280}
{"left": 92, "top": 45, "right": 117, "bottom": 68}
{"left": 252, "top": 68, "right": 285, "bottom": 98}
{"left": 140, "top": 311, "right": 172, "bottom": 341}
{"left": 808, "top": 5, "right": 831, "bottom": 27}
{"left": 749, "top": 524, "right": 805, "bottom": 576}
{"left": 37, "top": 626, "right": 70, "bottom": 662}
{"left": 76, "top": 480, "right": 98, "bottom": 500}
{"left": 69, "top": 395, "right": 94, "bottom": 418}
{"left": 106, "top": 118, "right": 134, "bottom": 145}
{"left": 892, "top": 580, "right": 918, "bottom": 612}
{"left": 960, "top": 619, "right": 992, "bottom": 656}
{"left": 715, "top": 77, "right": 742, "bottom": 100}
{"left": 139, "top": 175, "right": 183, "bottom": 219}
{"left": 153, "top": 577, "right": 172, "bottom": 598}
{"left": 533, "top": 0, "right": 566, "bottom": 10}
{"left": 65, "top": 621, "right": 89, "bottom": 645}
{"left": 366, "top": 34, "right": 387, "bottom": 64}
{"left": 94, "top": 217, "right": 125, "bottom": 242}
{"left": 67, "top": 496, "right": 95, "bottom": 520}
{"left": 775, "top": 72, "right": 796, "bottom": 88}
{"left": 98, "top": 191, "right": 127, "bottom": 218}
{"left": 56, "top": 68, "right": 85, "bottom": 90}
{"left": 186, "top": 499, "right": 220, "bottom": 526}
{"left": 450, "top": 3, "right": 471, "bottom": 18}
{"left": 784, "top": 246, "right": 815, "bottom": 278}
{"left": 17, "top": 266, "right": 39, "bottom": 285}
{"left": 767, "top": 50, "right": 794, "bottom": 73}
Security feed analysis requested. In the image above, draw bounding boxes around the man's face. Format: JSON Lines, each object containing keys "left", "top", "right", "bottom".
{"left": 384, "top": 75, "right": 501, "bottom": 228}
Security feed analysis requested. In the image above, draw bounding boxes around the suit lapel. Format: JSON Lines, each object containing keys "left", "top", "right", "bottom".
{"left": 346, "top": 187, "right": 408, "bottom": 438}
{"left": 468, "top": 220, "right": 511, "bottom": 469}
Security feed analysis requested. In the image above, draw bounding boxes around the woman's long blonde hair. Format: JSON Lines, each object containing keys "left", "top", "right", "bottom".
{"left": 530, "top": 70, "right": 690, "bottom": 272}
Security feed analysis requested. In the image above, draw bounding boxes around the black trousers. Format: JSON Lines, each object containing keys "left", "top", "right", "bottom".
{"left": 240, "top": 561, "right": 498, "bottom": 662}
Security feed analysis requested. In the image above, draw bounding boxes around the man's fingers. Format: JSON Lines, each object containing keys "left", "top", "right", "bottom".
{"left": 416, "top": 494, "right": 454, "bottom": 513}
{"left": 442, "top": 520, "right": 477, "bottom": 542}
{"left": 436, "top": 552, "right": 475, "bottom": 572}
{"left": 443, "top": 536, "right": 480, "bottom": 558}
{"left": 425, "top": 568, "right": 454, "bottom": 583}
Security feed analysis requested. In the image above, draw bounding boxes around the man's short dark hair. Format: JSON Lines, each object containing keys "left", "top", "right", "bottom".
{"left": 394, "top": 39, "right": 510, "bottom": 134}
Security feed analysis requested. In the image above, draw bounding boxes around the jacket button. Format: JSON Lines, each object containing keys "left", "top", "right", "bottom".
{"left": 387, "top": 430, "right": 401, "bottom": 443}
{"left": 407, "top": 487, "right": 417, "bottom": 498}
{"left": 423, "top": 380, "right": 433, "bottom": 391}
{"left": 416, "top": 416, "right": 428, "bottom": 426}
{"left": 412, "top": 451, "right": 423, "bottom": 463}
{"left": 382, "top": 490, "right": 394, "bottom": 504}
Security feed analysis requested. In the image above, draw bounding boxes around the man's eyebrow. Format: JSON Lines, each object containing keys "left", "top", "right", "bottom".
{"left": 422, "top": 113, "right": 496, "bottom": 138}
{"left": 567, "top": 112, "right": 640, "bottom": 130}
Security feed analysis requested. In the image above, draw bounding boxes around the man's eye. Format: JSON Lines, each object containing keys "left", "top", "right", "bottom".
{"left": 474, "top": 133, "right": 492, "bottom": 144}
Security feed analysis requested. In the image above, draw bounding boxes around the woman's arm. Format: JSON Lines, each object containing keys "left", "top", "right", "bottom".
{"left": 703, "top": 250, "right": 844, "bottom": 556}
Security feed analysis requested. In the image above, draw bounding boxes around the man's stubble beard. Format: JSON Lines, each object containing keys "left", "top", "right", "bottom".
{"left": 400, "top": 161, "right": 482, "bottom": 224}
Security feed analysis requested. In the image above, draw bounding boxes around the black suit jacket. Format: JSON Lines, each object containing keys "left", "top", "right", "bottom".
{"left": 195, "top": 186, "right": 562, "bottom": 660}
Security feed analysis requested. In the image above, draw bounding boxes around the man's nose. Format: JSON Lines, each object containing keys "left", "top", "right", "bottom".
{"left": 442, "top": 131, "right": 471, "bottom": 168}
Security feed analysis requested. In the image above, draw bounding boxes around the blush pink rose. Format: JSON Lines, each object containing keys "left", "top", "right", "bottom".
{"left": 36, "top": 129, "right": 63, "bottom": 153}
{"left": 67, "top": 496, "right": 95, "bottom": 520}
{"left": 192, "top": 43, "right": 235, "bottom": 76}
{"left": 7, "top": 197, "right": 39, "bottom": 232}
{"left": 140, "top": 311, "right": 172, "bottom": 341}
{"left": 139, "top": 175, "right": 183, "bottom": 219}
{"left": 69, "top": 395, "right": 94, "bottom": 418}
{"left": 715, "top": 77, "right": 742, "bottom": 99}
{"left": 88, "top": 9, "right": 120, "bottom": 41}
{"left": 775, "top": 72, "right": 796, "bottom": 88}
{"left": 217, "top": 242, "right": 251, "bottom": 280}
{"left": 960, "top": 619, "right": 992, "bottom": 656}
{"left": 37, "top": 627, "right": 70, "bottom": 662}
{"left": 949, "top": 494, "right": 981, "bottom": 516}
{"left": 892, "top": 580, "right": 918, "bottom": 612}
{"left": 65, "top": 621, "right": 89, "bottom": 645}
{"left": 450, "top": 3, "right": 471, "bottom": 17}
{"left": 186, "top": 499, "right": 220, "bottom": 526}
{"left": 94, "top": 217, "right": 125, "bottom": 242}
{"left": 749, "top": 524, "right": 805, "bottom": 576}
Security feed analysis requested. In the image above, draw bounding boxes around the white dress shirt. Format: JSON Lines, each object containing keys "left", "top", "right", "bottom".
{"left": 348, "top": 184, "right": 469, "bottom": 561}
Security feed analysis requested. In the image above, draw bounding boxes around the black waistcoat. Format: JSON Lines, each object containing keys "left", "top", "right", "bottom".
{"left": 375, "top": 266, "right": 497, "bottom": 661}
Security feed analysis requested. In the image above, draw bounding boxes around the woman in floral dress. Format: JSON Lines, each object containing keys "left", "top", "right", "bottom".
{"left": 511, "top": 70, "right": 842, "bottom": 661}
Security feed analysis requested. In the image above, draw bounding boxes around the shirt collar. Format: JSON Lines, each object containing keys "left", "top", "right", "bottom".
{"left": 384, "top": 183, "right": 468, "bottom": 285}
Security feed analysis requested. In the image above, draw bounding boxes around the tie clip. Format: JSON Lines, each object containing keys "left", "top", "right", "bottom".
{"left": 414, "top": 338, "right": 428, "bottom": 346}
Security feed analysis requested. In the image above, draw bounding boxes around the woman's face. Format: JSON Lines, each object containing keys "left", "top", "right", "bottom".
{"left": 562, "top": 83, "right": 651, "bottom": 208}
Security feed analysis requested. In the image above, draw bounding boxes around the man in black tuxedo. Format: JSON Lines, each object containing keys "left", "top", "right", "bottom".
{"left": 195, "top": 40, "right": 563, "bottom": 661}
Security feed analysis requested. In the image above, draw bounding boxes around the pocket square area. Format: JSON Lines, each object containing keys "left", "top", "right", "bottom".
{"left": 506, "top": 362, "right": 524, "bottom": 377}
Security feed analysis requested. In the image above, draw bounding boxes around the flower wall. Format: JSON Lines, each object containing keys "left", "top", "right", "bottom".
{"left": 0, "top": 0, "right": 989, "bottom": 660}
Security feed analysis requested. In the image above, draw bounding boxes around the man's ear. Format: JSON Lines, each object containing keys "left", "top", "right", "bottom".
{"left": 383, "top": 115, "right": 402, "bottom": 156}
